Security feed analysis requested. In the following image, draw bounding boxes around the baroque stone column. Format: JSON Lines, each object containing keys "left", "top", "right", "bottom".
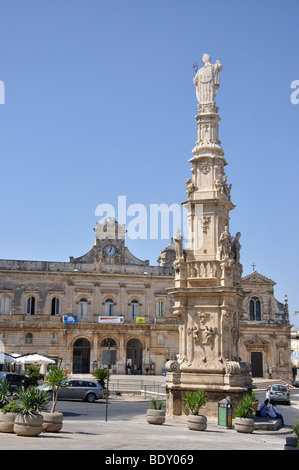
{"left": 166, "top": 54, "right": 252, "bottom": 419}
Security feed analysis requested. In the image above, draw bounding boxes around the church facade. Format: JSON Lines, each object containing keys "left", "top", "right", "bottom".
{"left": 239, "top": 271, "right": 290, "bottom": 380}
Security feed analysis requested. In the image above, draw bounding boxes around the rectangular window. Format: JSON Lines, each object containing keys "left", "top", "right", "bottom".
{"left": 1, "top": 296, "right": 11, "bottom": 314}
{"left": 156, "top": 300, "right": 165, "bottom": 317}
{"left": 26, "top": 297, "right": 35, "bottom": 315}
{"left": 51, "top": 298, "right": 60, "bottom": 316}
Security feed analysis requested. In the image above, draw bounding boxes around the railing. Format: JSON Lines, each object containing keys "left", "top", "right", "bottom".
{"left": 108, "top": 379, "right": 166, "bottom": 398}
{"left": 188, "top": 260, "right": 220, "bottom": 279}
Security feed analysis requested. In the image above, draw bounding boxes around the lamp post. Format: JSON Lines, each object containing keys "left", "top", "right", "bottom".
{"left": 105, "top": 340, "right": 110, "bottom": 422}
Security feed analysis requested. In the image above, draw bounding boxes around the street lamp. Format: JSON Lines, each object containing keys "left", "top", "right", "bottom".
{"left": 105, "top": 340, "right": 110, "bottom": 422}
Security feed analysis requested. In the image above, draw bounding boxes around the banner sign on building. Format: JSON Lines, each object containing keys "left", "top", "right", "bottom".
{"left": 98, "top": 316, "right": 124, "bottom": 324}
{"left": 136, "top": 317, "right": 146, "bottom": 324}
{"left": 63, "top": 315, "right": 78, "bottom": 325}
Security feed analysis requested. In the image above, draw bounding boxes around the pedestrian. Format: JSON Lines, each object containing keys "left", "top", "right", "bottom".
{"left": 268, "top": 402, "right": 284, "bottom": 426}
{"left": 133, "top": 364, "right": 137, "bottom": 375}
{"left": 127, "top": 362, "right": 131, "bottom": 375}
{"left": 259, "top": 399, "right": 270, "bottom": 417}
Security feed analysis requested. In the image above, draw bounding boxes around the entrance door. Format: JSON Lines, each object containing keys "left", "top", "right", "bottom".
{"left": 126, "top": 339, "right": 142, "bottom": 374}
{"left": 155, "top": 355, "right": 166, "bottom": 375}
{"left": 251, "top": 351, "right": 263, "bottom": 377}
{"left": 73, "top": 338, "right": 91, "bottom": 373}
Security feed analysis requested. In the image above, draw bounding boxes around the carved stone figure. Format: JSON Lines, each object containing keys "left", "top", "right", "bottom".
{"left": 215, "top": 173, "right": 232, "bottom": 199}
{"left": 193, "top": 53, "right": 223, "bottom": 106}
{"left": 185, "top": 178, "right": 195, "bottom": 198}
{"left": 174, "top": 229, "right": 184, "bottom": 260}
{"left": 230, "top": 232, "right": 241, "bottom": 263}
{"left": 219, "top": 226, "right": 232, "bottom": 260}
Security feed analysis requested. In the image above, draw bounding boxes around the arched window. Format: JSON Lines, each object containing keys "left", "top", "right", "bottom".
{"left": 79, "top": 298, "right": 88, "bottom": 317}
{"left": 104, "top": 299, "right": 114, "bottom": 316}
{"left": 249, "top": 296, "right": 261, "bottom": 321}
{"left": 100, "top": 338, "right": 117, "bottom": 347}
{"left": 156, "top": 300, "right": 165, "bottom": 317}
{"left": 51, "top": 297, "right": 60, "bottom": 316}
{"left": 25, "top": 333, "right": 33, "bottom": 344}
{"left": 26, "top": 297, "right": 36, "bottom": 315}
{"left": 130, "top": 300, "right": 140, "bottom": 319}
{"left": 0, "top": 296, "right": 11, "bottom": 314}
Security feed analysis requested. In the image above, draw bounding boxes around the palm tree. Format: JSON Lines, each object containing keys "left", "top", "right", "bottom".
{"left": 44, "top": 368, "right": 69, "bottom": 413}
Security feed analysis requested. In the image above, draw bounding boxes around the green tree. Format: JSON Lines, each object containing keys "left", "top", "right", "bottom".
{"left": 93, "top": 368, "right": 110, "bottom": 389}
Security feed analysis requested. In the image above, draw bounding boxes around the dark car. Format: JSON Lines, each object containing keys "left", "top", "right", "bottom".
{"left": 0, "top": 372, "right": 23, "bottom": 391}
{"left": 292, "top": 380, "right": 299, "bottom": 388}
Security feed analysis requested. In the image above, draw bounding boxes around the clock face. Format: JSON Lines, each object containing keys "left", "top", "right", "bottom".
{"left": 105, "top": 245, "right": 116, "bottom": 257}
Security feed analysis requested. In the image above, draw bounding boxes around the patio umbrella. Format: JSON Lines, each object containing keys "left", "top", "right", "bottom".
{"left": 0, "top": 352, "right": 17, "bottom": 364}
{"left": 15, "top": 354, "right": 55, "bottom": 375}
{"left": 15, "top": 354, "right": 55, "bottom": 364}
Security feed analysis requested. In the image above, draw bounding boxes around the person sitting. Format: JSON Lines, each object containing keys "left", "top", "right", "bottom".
{"left": 268, "top": 402, "right": 284, "bottom": 426}
{"left": 259, "top": 399, "right": 270, "bottom": 417}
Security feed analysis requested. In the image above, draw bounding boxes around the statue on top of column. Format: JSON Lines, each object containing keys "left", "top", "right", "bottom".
{"left": 193, "top": 53, "right": 223, "bottom": 107}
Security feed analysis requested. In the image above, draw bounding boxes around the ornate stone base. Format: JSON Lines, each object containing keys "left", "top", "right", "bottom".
{"left": 165, "top": 360, "right": 253, "bottom": 419}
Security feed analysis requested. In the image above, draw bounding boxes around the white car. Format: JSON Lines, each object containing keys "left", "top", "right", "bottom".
{"left": 266, "top": 384, "right": 290, "bottom": 404}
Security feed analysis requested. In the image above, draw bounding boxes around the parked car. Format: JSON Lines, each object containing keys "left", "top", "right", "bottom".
{"left": 266, "top": 384, "right": 290, "bottom": 404}
{"left": 0, "top": 372, "right": 23, "bottom": 391}
{"left": 38, "top": 379, "right": 103, "bottom": 402}
{"left": 292, "top": 380, "right": 299, "bottom": 388}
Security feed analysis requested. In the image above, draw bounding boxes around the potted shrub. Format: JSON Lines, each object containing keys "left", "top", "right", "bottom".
{"left": 41, "top": 367, "right": 68, "bottom": 432}
{"left": 184, "top": 389, "right": 208, "bottom": 431}
{"left": 234, "top": 394, "right": 254, "bottom": 433}
{"left": 21, "top": 364, "right": 43, "bottom": 388}
{"left": 285, "top": 420, "right": 299, "bottom": 450}
{"left": 146, "top": 397, "right": 166, "bottom": 425}
{"left": 0, "top": 378, "right": 10, "bottom": 409}
{"left": 13, "top": 387, "right": 50, "bottom": 436}
{"left": 0, "top": 378, "right": 16, "bottom": 433}
{"left": 0, "top": 401, "right": 19, "bottom": 433}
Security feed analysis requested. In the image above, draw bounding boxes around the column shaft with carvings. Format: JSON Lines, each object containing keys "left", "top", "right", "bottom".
{"left": 167, "top": 54, "right": 252, "bottom": 418}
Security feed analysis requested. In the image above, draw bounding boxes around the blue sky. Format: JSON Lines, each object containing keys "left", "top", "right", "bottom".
{"left": 0, "top": 0, "right": 298, "bottom": 327}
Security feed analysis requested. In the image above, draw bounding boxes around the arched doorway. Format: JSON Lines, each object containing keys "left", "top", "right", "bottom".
{"left": 126, "top": 338, "right": 143, "bottom": 374}
{"left": 73, "top": 338, "right": 91, "bottom": 373}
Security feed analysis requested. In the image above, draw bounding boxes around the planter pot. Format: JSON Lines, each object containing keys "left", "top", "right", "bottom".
{"left": 284, "top": 436, "right": 299, "bottom": 450}
{"left": 14, "top": 414, "right": 44, "bottom": 437}
{"left": 147, "top": 409, "right": 165, "bottom": 425}
{"left": 42, "top": 412, "right": 63, "bottom": 432}
{"left": 234, "top": 417, "right": 254, "bottom": 433}
{"left": 187, "top": 414, "right": 207, "bottom": 431}
{"left": 0, "top": 412, "right": 16, "bottom": 433}
{"left": 252, "top": 402, "right": 259, "bottom": 412}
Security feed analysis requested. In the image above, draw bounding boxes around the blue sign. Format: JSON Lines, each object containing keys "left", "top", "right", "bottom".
{"left": 63, "top": 315, "right": 78, "bottom": 325}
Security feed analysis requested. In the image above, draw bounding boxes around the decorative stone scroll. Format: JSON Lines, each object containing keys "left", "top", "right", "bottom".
{"left": 225, "top": 361, "right": 251, "bottom": 375}
{"left": 165, "top": 360, "right": 180, "bottom": 372}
